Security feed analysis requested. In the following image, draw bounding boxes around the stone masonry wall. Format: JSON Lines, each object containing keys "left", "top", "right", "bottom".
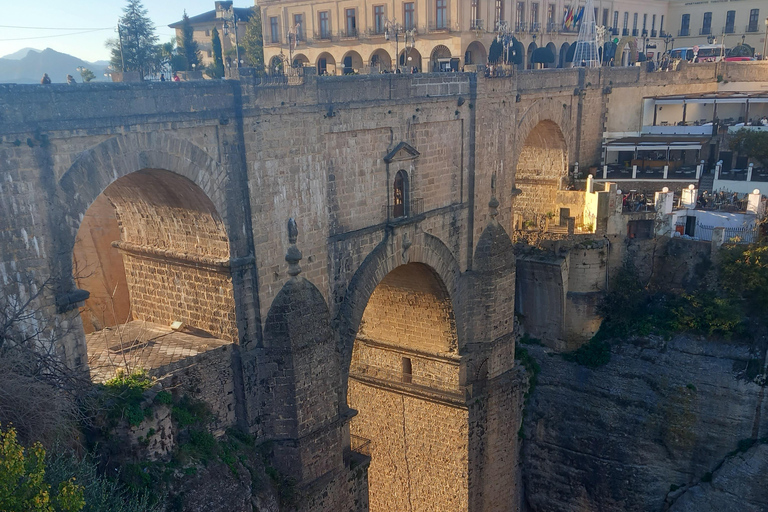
{"left": 358, "top": 262, "right": 458, "bottom": 353}
{"left": 348, "top": 380, "right": 469, "bottom": 512}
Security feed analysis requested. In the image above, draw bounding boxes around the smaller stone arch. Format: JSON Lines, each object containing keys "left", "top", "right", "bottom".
{"left": 559, "top": 42, "right": 570, "bottom": 68}
{"left": 369, "top": 48, "right": 392, "bottom": 71}
{"left": 465, "top": 40, "right": 487, "bottom": 66}
{"left": 527, "top": 42, "right": 537, "bottom": 69}
{"left": 430, "top": 44, "right": 452, "bottom": 71}
{"left": 546, "top": 42, "right": 557, "bottom": 68}
{"left": 269, "top": 55, "right": 285, "bottom": 75}
{"left": 616, "top": 36, "right": 638, "bottom": 65}
{"left": 292, "top": 53, "right": 310, "bottom": 67}
{"left": 341, "top": 50, "right": 363, "bottom": 74}
{"left": 399, "top": 48, "right": 422, "bottom": 71}
{"left": 316, "top": 52, "right": 337, "bottom": 75}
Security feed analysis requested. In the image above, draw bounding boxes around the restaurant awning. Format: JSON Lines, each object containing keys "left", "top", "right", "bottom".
{"left": 604, "top": 136, "right": 709, "bottom": 152}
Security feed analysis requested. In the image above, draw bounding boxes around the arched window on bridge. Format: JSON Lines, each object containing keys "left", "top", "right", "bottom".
{"left": 393, "top": 170, "right": 409, "bottom": 218}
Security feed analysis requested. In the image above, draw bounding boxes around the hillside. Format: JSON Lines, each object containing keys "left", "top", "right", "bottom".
{"left": 0, "top": 48, "right": 109, "bottom": 83}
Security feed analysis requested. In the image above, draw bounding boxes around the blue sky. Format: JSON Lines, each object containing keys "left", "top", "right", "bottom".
{"left": 0, "top": 0, "right": 254, "bottom": 62}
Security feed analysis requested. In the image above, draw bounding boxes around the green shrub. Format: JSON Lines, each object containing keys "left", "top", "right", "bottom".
{"left": 562, "top": 339, "right": 612, "bottom": 368}
{"left": 0, "top": 425, "right": 84, "bottom": 512}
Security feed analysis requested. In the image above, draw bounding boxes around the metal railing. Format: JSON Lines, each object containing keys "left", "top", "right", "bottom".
{"left": 516, "top": 22, "right": 527, "bottom": 32}
{"left": 678, "top": 28, "right": 690, "bottom": 36}
{"left": 724, "top": 25, "right": 735, "bottom": 34}
{"left": 651, "top": 29, "right": 657, "bottom": 37}
{"left": 470, "top": 19, "right": 484, "bottom": 30}
{"left": 746, "top": 23, "right": 759, "bottom": 33}
{"left": 699, "top": 27, "right": 712, "bottom": 35}
{"left": 383, "top": 197, "right": 424, "bottom": 221}
{"left": 254, "top": 66, "right": 305, "bottom": 86}
{"left": 530, "top": 22, "right": 541, "bottom": 32}
{"left": 632, "top": 28, "right": 639, "bottom": 36}
{"left": 695, "top": 223, "right": 758, "bottom": 243}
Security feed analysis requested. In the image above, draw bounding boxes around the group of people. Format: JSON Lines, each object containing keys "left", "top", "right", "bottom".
{"left": 697, "top": 190, "right": 743, "bottom": 210}
{"left": 40, "top": 72, "right": 181, "bottom": 84}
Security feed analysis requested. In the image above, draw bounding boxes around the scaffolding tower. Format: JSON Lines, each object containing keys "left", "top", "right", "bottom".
{"left": 572, "top": 0, "right": 601, "bottom": 67}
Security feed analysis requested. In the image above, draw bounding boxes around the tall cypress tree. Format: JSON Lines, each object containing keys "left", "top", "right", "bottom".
{"left": 178, "top": 11, "right": 201, "bottom": 71}
{"left": 107, "top": 0, "right": 159, "bottom": 78}
{"left": 241, "top": 6, "right": 264, "bottom": 72}
{"left": 210, "top": 27, "right": 225, "bottom": 78}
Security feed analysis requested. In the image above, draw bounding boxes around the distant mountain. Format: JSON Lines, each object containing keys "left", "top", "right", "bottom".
{"left": 1, "top": 48, "right": 41, "bottom": 60}
{"left": 0, "top": 48, "right": 111, "bottom": 84}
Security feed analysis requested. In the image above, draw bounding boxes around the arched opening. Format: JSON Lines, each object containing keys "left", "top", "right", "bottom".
{"left": 342, "top": 50, "right": 364, "bottom": 74}
{"left": 73, "top": 169, "right": 236, "bottom": 381}
{"left": 399, "top": 48, "right": 422, "bottom": 72}
{"left": 464, "top": 40, "right": 487, "bottom": 66}
{"left": 513, "top": 120, "right": 568, "bottom": 230}
{"left": 545, "top": 42, "right": 558, "bottom": 68}
{"left": 316, "top": 52, "right": 337, "bottom": 75}
{"left": 559, "top": 42, "right": 570, "bottom": 68}
{"left": 292, "top": 53, "right": 310, "bottom": 68}
{"left": 616, "top": 36, "right": 638, "bottom": 66}
{"left": 347, "top": 262, "right": 464, "bottom": 511}
{"left": 369, "top": 48, "right": 392, "bottom": 72}
{"left": 393, "top": 170, "right": 409, "bottom": 218}
{"left": 527, "top": 42, "right": 538, "bottom": 69}
{"left": 269, "top": 55, "right": 284, "bottom": 75}
{"left": 430, "top": 44, "right": 453, "bottom": 72}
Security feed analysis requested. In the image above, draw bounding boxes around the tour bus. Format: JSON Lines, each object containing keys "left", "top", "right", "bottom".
{"left": 666, "top": 45, "right": 728, "bottom": 62}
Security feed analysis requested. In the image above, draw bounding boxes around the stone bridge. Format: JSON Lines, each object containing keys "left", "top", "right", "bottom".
{"left": 0, "top": 62, "right": 763, "bottom": 511}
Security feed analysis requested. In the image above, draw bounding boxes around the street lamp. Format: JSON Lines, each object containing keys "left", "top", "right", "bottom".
{"left": 764, "top": 17, "right": 768, "bottom": 60}
{"left": 287, "top": 23, "right": 301, "bottom": 66}
{"left": 384, "top": 17, "right": 416, "bottom": 72}
{"left": 222, "top": 7, "right": 241, "bottom": 69}
{"left": 496, "top": 20, "right": 515, "bottom": 65}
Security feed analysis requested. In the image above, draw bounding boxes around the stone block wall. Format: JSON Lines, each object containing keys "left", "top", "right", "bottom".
{"left": 358, "top": 263, "right": 458, "bottom": 354}
{"left": 348, "top": 380, "right": 469, "bottom": 512}
{"left": 120, "top": 253, "right": 237, "bottom": 342}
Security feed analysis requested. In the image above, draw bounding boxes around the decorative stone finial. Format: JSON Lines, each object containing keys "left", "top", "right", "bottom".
{"left": 286, "top": 218, "right": 302, "bottom": 277}
{"left": 489, "top": 172, "right": 499, "bottom": 220}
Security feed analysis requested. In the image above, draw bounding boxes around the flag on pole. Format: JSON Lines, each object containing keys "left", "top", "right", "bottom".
{"left": 574, "top": 6, "right": 585, "bottom": 25}
{"left": 564, "top": 6, "right": 574, "bottom": 29}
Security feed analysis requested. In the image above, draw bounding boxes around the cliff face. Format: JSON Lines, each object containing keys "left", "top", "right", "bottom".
{"left": 521, "top": 336, "right": 767, "bottom": 512}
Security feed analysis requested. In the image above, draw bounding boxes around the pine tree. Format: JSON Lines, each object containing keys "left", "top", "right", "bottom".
{"left": 210, "top": 27, "right": 225, "bottom": 78}
{"left": 107, "top": 0, "right": 160, "bottom": 79}
{"left": 177, "top": 11, "right": 201, "bottom": 71}
{"left": 241, "top": 6, "right": 264, "bottom": 72}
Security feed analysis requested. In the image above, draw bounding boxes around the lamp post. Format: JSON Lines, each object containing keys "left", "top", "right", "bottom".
{"left": 496, "top": 20, "right": 515, "bottom": 66}
{"left": 287, "top": 23, "right": 301, "bottom": 66}
{"left": 384, "top": 17, "right": 416, "bottom": 71}
{"left": 662, "top": 33, "right": 674, "bottom": 53}
{"left": 222, "top": 8, "right": 241, "bottom": 69}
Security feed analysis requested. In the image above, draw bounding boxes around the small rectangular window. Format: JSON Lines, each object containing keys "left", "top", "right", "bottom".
{"left": 345, "top": 8, "right": 356, "bottom": 37}
{"left": 269, "top": 16, "right": 279, "bottom": 43}
{"left": 319, "top": 11, "right": 330, "bottom": 39}
{"left": 374, "top": 5, "right": 385, "bottom": 34}
{"left": 404, "top": 2, "right": 415, "bottom": 30}
{"left": 748, "top": 9, "right": 759, "bottom": 32}
{"left": 435, "top": 0, "right": 447, "bottom": 29}
{"left": 402, "top": 357, "right": 412, "bottom": 383}
{"left": 680, "top": 13, "right": 689, "bottom": 36}
{"left": 702, "top": 12, "right": 712, "bottom": 34}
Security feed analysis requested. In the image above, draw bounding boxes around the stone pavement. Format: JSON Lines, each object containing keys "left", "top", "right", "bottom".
{"left": 86, "top": 320, "right": 231, "bottom": 382}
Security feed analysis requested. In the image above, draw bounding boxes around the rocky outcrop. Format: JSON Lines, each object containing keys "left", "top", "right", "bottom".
{"left": 667, "top": 443, "right": 768, "bottom": 512}
{"left": 521, "top": 336, "right": 767, "bottom": 512}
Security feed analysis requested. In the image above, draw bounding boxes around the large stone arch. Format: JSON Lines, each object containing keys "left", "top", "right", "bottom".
{"left": 55, "top": 132, "right": 245, "bottom": 291}
{"left": 336, "top": 231, "right": 461, "bottom": 391}
{"left": 616, "top": 36, "right": 639, "bottom": 65}
{"left": 511, "top": 102, "right": 572, "bottom": 223}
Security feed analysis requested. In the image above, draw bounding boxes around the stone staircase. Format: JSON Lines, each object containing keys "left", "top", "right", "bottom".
{"left": 698, "top": 169, "right": 715, "bottom": 193}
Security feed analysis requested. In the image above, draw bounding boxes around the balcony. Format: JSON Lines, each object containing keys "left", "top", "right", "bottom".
{"left": 341, "top": 28, "right": 358, "bottom": 39}
{"left": 660, "top": 30, "right": 667, "bottom": 37}
{"left": 515, "top": 22, "right": 527, "bottom": 32}
{"left": 470, "top": 19, "right": 484, "bottom": 30}
{"left": 678, "top": 28, "right": 690, "bottom": 36}
{"left": 746, "top": 23, "right": 759, "bottom": 33}
{"left": 724, "top": 25, "right": 735, "bottom": 34}
{"left": 546, "top": 21, "right": 558, "bottom": 32}
{"left": 651, "top": 29, "right": 657, "bottom": 37}
{"left": 383, "top": 197, "right": 424, "bottom": 223}
{"left": 530, "top": 22, "right": 541, "bottom": 32}
{"left": 315, "top": 31, "right": 333, "bottom": 41}
{"left": 428, "top": 20, "right": 451, "bottom": 32}
{"left": 611, "top": 27, "right": 619, "bottom": 36}
{"left": 622, "top": 28, "right": 629, "bottom": 36}
{"left": 699, "top": 27, "right": 712, "bottom": 35}
{"left": 632, "top": 29, "right": 639, "bottom": 36}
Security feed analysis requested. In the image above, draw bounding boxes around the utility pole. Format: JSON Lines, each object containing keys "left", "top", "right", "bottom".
{"left": 233, "top": 12, "right": 241, "bottom": 67}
